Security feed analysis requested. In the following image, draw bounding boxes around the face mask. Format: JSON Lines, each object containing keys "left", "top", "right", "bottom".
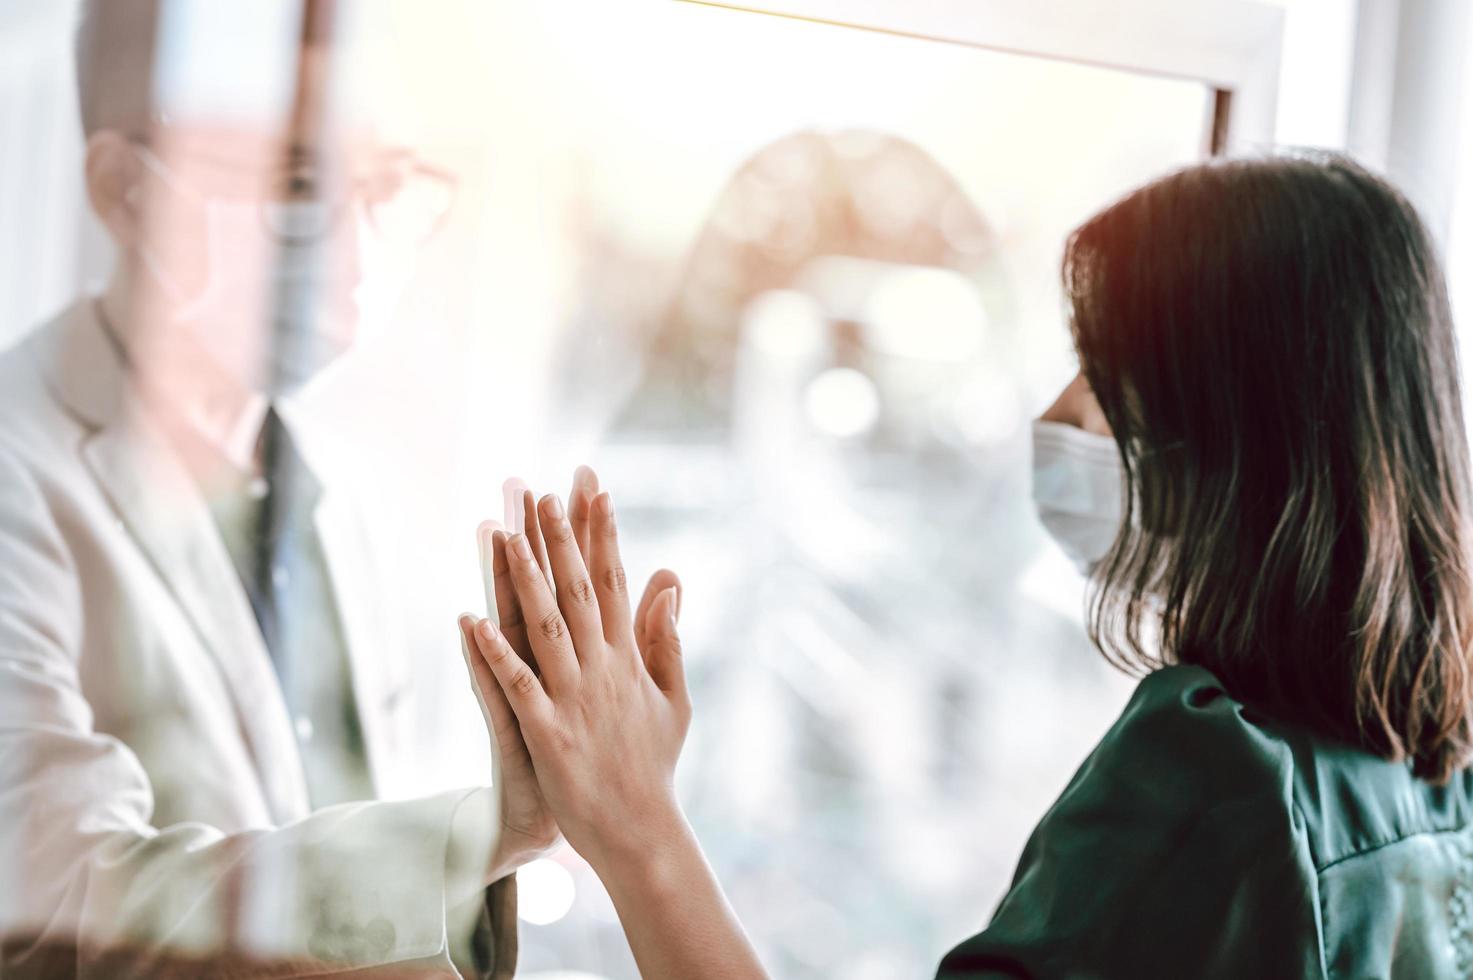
{"left": 130, "top": 147, "right": 356, "bottom": 396}
{"left": 1031, "top": 419, "right": 1125, "bottom": 574}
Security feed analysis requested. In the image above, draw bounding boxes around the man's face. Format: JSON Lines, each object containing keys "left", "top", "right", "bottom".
{"left": 130, "top": 121, "right": 364, "bottom": 396}
{"left": 80, "top": 0, "right": 455, "bottom": 399}
{"left": 126, "top": 120, "right": 441, "bottom": 396}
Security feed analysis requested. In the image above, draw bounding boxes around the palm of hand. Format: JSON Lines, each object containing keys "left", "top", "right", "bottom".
{"left": 462, "top": 470, "right": 681, "bottom": 865}
{"left": 493, "top": 706, "right": 560, "bottom": 853}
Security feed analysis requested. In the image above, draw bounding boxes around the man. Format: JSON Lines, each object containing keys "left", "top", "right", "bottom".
{"left": 0, "top": 1, "right": 562, "bottom": 975}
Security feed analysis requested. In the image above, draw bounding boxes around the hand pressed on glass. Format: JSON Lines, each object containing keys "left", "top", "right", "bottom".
{"left": 462, "top": 476, "right": 766, "bottom": 979}
{"left": 458, "top": 466, "right": 620, "bottom": 877}
{"left": 466, "top": 489, "right": 690, "bottom": 872}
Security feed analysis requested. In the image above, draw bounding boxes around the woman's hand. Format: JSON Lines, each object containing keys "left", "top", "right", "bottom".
{"left": 468, "top": 489, "right": 690, "bottom": 872}
{"left": 467, "top": 484, "right": 769, "bottom": 980}
{"left": 458, "top": 467, "right": 681, "bottom": 880}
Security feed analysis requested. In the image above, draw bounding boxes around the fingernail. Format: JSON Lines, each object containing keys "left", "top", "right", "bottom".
{"left": 596, "top": 492, "right": 614, "bottom": 518}
{"left": 544, "top": 494, "right": 565, "bottom": 520}
{"left": 477, "top": 619, "right": 498, "bottom": 641}
{"left": 458, "top": 613, "right": 475, "bottom": 629}
{"left": 662, "top": 587, "right": 678, "bottom": 627}
{"left": 511, "top": 534, "right": 533, "bottom": 561}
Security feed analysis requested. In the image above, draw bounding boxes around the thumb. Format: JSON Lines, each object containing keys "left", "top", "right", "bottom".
{"left": 635, "top": 568, "right": 681, "bottom": 662}
{"left": 643, "top": 586, "right": 686, "bottom": 698}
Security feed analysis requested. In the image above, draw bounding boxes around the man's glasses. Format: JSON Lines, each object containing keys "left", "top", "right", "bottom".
{"left": 132, "top": 141, "right": 459, "bottom": 247}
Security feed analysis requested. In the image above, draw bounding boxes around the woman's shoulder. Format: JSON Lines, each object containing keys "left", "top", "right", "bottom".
{"left": 1017, "top": 664, "right": 1305, "bottom": 875}
{"left": 1027, "top": 660, "right": 1310, "bottom": 890}
{"left": 1080, "top": 663, "right": 1296, "bottom": 804}
{"left": 1109, "top": 664, "right": 1473, "bottom": 871}
{"left": 937, "top": 666, "right": 1473, "bottom": 978}
{"left": 1119, "top": 661, "right": 1260, "bottom": 730}
{"left": 935, "top": 665, "right": 1324, "bottom": 978}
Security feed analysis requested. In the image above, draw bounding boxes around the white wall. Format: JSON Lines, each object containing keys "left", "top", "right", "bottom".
{"left": 1446, "top": 17, "right": 1473, "bottom": 399}
{"left": 1271, "top": 0, "right": 1358, "bottom": 150}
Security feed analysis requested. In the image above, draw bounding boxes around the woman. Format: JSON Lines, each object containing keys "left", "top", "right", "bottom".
{"left": 460, "top": 154, "right": 1473, "bottom": 978}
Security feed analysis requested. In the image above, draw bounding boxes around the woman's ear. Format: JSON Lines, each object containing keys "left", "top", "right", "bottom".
{"left": 84, "top": 130, "right": 144, "bottom": 247}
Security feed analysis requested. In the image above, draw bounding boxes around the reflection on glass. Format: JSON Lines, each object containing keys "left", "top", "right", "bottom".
{"left": 388, "top": 5, "right": 1214, "bottom": 977}
{"left": 3, "top": 0, "right": 1216, "bottom": 973}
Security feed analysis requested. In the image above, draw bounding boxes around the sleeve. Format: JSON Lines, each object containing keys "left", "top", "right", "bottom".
{"left": 0, "top": 445, "right": 513, "bottom": 978}
{"left": 934, "top": 667, "right": 1327, "bottom": 980}
{"left": 456, "top": 876, "right": 519, "bottom": 980}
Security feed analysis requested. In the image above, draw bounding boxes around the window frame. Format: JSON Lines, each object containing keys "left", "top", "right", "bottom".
{"left": 673, "top": 0, "right": 1286, "bottom": 154}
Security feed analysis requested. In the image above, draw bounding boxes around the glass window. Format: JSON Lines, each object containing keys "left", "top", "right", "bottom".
{"left": 316, "top": 4, "right": 1214, "bottom": 977}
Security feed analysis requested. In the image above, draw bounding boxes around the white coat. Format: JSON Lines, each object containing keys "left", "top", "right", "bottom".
{"left": 0, "top": 299, "right": 516, "bottom": 977}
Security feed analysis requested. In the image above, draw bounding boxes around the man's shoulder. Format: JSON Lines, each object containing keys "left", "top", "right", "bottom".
{"left": 0, "top": 301, "right": 100, "bottom": 464}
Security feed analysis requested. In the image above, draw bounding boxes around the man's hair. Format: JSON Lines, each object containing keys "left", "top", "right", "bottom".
{"left": 75, "top": 0, "right": 160, "bottom": 137}
{"left": 1067, "top": 153, "right": 1473, "bottom": 783}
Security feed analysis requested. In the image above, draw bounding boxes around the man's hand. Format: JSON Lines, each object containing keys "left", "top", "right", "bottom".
{"left": 458, "top": 610, "right": 556, "bottom": 881}
{"left": 458, "top": 466, "right": 681, "bottom": 881}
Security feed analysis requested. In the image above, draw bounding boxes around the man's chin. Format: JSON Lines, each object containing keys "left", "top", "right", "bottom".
{"left": 265, "top": 322, "right": 357, "bottom": 396}
{"left": 264, "top": 351, "right": 347, "bottom": 397}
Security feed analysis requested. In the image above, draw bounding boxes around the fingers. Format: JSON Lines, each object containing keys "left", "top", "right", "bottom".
{"left": 634, "top": 568, "right": 682, "bottom": 666}
{"left": 459, "top": 614, "right": 522, "bottom": 743}
{"left": 470, "top": 616, "right": 552, "bottom": 726}
{"left": 537, "top": 494, "right": 606, "bottom": 661}
{"left": 643, "top": 587, "right": 688, "bottom": 700}
{"left": 505, "top": 531, "right": 581, "bottom": 691}
{"left": 502, "top": 478, "right": 532, "bottom": 532}
{"left": 586, "top": 492, "right": 633, "bottom": 645}
{"left": 503, "top": 477, "right": 552, "bottom": 589}
{"left": 490, "top": 530, "right": 532, "bottom": 662}
{"left": 569, "top": 465, "right": 600, "bottom": 559}
{"left": 477, "top": 521, "right": 504, "bottom": 623}
{"left": 457, "top": 614, "right": 494, "bottom": 725}
{"left": 522, "top": 491, "right": 553, "bottom": 589}
{"left": 493, "top": 471, "right": 672, "bottom": 684}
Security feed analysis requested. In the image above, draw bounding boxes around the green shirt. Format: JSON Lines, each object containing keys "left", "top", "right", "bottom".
{"left": 936, "top": 665, "right": 1473, "bottom": 979}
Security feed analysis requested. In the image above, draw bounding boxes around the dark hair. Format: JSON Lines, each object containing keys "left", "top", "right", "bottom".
{"left": 1066, "top": 153, "right": 1473, "bottom": 782}
{"left": 75, "top": 0, "right": 160, "bottom": 137}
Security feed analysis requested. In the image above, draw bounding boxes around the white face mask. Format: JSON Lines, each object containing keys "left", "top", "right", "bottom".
{"left": 130, "top": 146, "right": 361, "bottom": 396}
{"left": 1031, "top": 419, "right": 1125, "bottom": 574}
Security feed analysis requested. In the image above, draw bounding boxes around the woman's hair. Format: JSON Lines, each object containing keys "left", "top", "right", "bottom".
{"left": 1065, "top": 153, "right": 1473, "bottom": 782}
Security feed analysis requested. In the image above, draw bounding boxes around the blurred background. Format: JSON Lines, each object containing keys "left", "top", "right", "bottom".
{"left": 2, "top": 1, "right": 1471, "bottom": 977}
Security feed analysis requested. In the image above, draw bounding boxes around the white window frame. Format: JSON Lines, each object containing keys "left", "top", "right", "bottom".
{"left": 674, "top": 0, "right": 1286, "bottom": 154}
